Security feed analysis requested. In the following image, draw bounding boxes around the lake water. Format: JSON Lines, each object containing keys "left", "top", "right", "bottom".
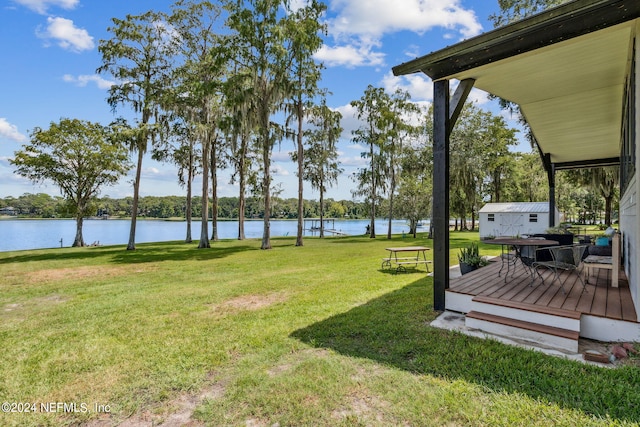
{"left": 0, "top": 218, "right": 417, "bottom": 252}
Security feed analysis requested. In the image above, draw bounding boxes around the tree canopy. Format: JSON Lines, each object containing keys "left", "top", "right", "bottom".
{"left": 11, "top": 118, "right": 131, "bottom": 246}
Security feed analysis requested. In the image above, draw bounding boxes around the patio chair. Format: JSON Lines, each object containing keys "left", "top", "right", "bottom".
{"left": 532, "top": 245, "right": 589, "bottom": 294}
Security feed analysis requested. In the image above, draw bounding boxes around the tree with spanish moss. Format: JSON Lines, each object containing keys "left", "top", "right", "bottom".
{"left": 295, "top": 102, "right": 343, "bottom": 238}
{"left": 166, "top": 0, "right": 227, "bottom": 248}
{"left": 226, "top": 0, "right": 304, "bottom": 249}
{"left": 382, "top": 89, "right": 420, "bottom": 239}
{"left": 283, "top": 0, "right": 327, "bottom": 246}
{"left": 97, "top": 10, "right": 176, "bottom": 250}
{"left": 351, "top": 85, "right": 391, "bottom": 238}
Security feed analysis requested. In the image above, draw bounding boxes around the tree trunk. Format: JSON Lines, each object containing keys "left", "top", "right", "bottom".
{"left": 185, "top": 143, "right": 193, "bottom": 243}
{"left": 73, "top": 213, "right": 85, "bottom": 247}
{"left": 369, "top": 142, "right": 376, "bottom": 239}
{"left": 387, "top": 164, "right": 395, "bottom": 240}
{"left": 319, "top": 181, "right": 325, "bottom": 238}
{"left": 471, "top": 207, "right": 476, "bottom": 231}
{"left": 261, "top": 127, "right": 272, "bottom": 250}
{"left": 199, "top": 136, "right": 210, "bottom": 249}
{"left": 262, "top": 177, "right": 271, "bottom": 250}
{"left": 296, "top": 100, "right": 304, "bottom": 247}
{"left": 127, "top": 148, "right": 144, "bottom": 250}
{"left": 605, "top": 195, "right": 613, "bottom": 225}
{"left": 237, "top": 134, "right": 247, "bottom": 240}
{"left": 211, "top": 139, "right": 218, "bottom": 242}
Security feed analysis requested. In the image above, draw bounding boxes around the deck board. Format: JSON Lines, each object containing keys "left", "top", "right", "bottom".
{"left": 448, "top": 259, "right": 637, "bottom": 323}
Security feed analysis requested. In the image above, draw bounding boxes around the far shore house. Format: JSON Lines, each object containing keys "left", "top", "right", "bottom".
{"left": 393, "top": 0, "right": 640, "bottom": 346}
{"left": 0, "top": 206, "right": 17, "bottom": 216}
{"left": 478, "top": 202, "right": 559, "bottom": 239}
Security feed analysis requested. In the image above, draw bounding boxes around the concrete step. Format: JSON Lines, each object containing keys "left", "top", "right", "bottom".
{"left": 466, "top": 311, "right": 579, "bottom": 353}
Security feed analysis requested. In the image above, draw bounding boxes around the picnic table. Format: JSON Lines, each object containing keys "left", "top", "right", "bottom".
{"left": 382, "top": 246, "right": 431, "bottom": 273}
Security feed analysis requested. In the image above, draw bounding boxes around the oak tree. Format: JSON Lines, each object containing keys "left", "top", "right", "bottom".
{"left": 11, "top": 118, "right": 131, "bottom": 247}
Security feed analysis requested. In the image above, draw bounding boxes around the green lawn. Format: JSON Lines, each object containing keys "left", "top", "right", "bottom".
{"left": 0, "top": 233, "right": 638, "bottom": 426}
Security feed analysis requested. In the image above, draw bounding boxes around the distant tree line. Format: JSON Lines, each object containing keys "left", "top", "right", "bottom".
{"left": 0, "top": 193, "right": 370, "bottom": 221}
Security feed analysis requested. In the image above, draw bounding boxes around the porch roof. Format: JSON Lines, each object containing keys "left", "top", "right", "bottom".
{"left": 392, "top": 0, "right": 640, "bottom": 168}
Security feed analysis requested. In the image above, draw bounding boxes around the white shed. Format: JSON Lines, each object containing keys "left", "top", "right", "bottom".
{"left": 478, "top": 202, "right": 559, "bottom": 239}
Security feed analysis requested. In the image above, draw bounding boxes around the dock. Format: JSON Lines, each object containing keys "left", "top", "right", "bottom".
{"left": 303, "top": 218, "right": 347, "bottom": 236}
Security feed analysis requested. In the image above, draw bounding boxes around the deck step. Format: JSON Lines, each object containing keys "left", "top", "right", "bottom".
{"left": 466, "top": 311, "right": 579, "bottom": 353}
{"left": 472, "top": 296, "right": 581, "bottom": 319}
{"left": 470, "top": 295, "right": 582, "bottom": 332}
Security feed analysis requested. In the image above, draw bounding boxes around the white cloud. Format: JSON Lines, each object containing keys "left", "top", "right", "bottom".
{"left": 381, "top": 72, "right": 433, "bottom": 102}
{"left": 140, "top": 166, "right": 177, "bottom": 182}
{"left": 338, "top": 154, "right": 368, "bottom": 168}
{"left": 320, "top": 0, "right": 482, "bottom": 69}
{"left": 272, "top": 150, "right": 293, "bottom": 162}
{"left": 0, "top": 118, "right": 28, "bottom": 143}
{"left": 271, "top": 164, "right": 290, "bottom": 176}
{"left": 63, "top": 74, "right": 115, "bottom": 90}
{"left": 315, "top": 43, "right": 385, "bottom": 68}
{"left": 467, "top": 87, "right": 490, "bottom": 105}
{"left": 334, "top": 103, "right": 360, "bottom": 140}
{"left": 381, "top": 73, "right": 490, "bottom": 108}
{"left": 0, "top": 156, "right": 13, "bottom": 167}
{"left": 13, "top": 0, "right": 78, "bottom": 14}
{"left": 288, "top": 0, "right": 308, "bottom": 12}
{"left": 328, "top": 0, "right": 482, "bottom": 40}
{"left": 37, "top": 16, "right": 94, "bottom": 52}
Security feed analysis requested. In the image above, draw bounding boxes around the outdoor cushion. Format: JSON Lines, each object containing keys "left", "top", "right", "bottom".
{"left": 588, "top": 245, "right": 612, "bottom": 256}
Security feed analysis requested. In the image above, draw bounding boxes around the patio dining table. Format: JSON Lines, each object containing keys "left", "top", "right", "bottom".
{"left": 484, "top": 238, "right": 559, "bottom": 283}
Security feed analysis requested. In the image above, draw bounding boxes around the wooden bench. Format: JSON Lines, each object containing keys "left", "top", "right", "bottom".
{"left": 382, "top": 259, "right": 432, "bottom": 271}
{"left": 382, "top": 257, "right": 420, "bottom": 262}
{"left": 584, "top": 233, "right": 620, "bottom": 287}
{"left": 382, "top": 257, "right": 431, "bottom": 269}
{"left": 393, "top": 260, "right": 432, "bottom": 273}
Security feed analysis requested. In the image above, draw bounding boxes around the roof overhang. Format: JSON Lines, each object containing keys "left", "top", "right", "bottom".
{"left": 392, "top": 0, "right": 640, "bottom": 167}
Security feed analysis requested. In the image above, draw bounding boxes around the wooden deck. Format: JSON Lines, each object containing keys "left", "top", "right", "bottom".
{"left": 448, "top": 259, "right": 637, "bottom": 323}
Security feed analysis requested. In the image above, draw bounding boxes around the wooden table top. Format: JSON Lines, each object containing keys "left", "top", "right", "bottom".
{"left": 385, "top": 246, "right": 430, "bottom": 252}
{"left": 484, "top": 238, "right": 559, "bottom": 246}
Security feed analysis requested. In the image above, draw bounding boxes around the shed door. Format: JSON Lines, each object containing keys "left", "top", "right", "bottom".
{"left": 500, "top": 214, "right": 524, "bottom": 237}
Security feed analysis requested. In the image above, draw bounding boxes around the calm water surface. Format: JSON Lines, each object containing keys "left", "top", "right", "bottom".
{"left": 0, "top": 218, "right": 416, "bottom": 252}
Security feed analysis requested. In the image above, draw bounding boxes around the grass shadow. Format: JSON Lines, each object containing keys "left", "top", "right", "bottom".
{"left": 291, "top": 280, "right": 640, "bottom": 422}
{"left": 327, "top": 235, "right": 432, "bottom": 245}
{"left": 0, "top": 240, "right": 256, "bottom": 265}
{"left": 378, "top": 268, "right": 431, "bottom": 275}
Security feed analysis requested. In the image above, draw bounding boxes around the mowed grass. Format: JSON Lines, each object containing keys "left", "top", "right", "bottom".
{"left": 0, "top": 232, "right": 639, "bottom": 426}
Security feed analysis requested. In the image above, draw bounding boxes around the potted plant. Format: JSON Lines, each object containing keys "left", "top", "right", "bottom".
{"left": 458, "top": 242, "right": 489, "bottom": 275}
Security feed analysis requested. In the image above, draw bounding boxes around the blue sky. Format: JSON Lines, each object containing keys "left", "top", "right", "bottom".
{"left": 0, "top": 0, "right": 523, "bottom": 201}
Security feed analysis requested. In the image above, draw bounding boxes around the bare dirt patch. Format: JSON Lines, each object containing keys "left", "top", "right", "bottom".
{"left": 3, "top": 303, "right": 22, "bottom": 312}
{"left": 331, "top": 392, "right": 390, "bottom": 424}
{"left": 2, "top": 295, "right": 68, "bottom": 325}
{"left": 22, "top": 265, "right": 154, "bottom": 286}
{"left": 86, "top": 376, "right": 227, "bottom": 427}
{"left": 211, "top": 292, "right": 289, "bottom": 314}
{"left": 266, "top": 348, "right": 333, "bottom": 377}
